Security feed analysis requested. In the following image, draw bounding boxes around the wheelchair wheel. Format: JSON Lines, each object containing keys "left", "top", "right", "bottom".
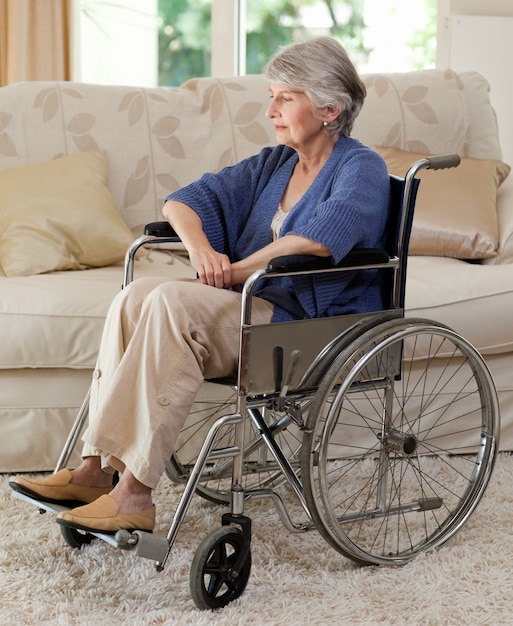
{"left": 166, "top": 383, "right": 306, "bottom": 504}
{"left": 60, "top": 524, "right": 94, "bottom": 549}
{"left": 301, "top": 317, "right": 499, "bottom": 566}
{"left": 190, "top": 525, "right": 251, "bottom": 610}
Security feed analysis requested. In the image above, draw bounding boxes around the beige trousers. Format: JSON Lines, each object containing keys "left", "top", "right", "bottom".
{"left": 82, "top": 277, "right": 274, "bottom": 489}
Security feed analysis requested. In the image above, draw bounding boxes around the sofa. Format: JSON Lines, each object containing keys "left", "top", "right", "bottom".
{"left": 0, "top": 69, "right": 511, "bottom": 473}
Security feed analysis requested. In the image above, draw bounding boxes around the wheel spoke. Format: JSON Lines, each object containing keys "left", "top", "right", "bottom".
{"left": 167, "top": 390, "right": 306, "bottom": 504}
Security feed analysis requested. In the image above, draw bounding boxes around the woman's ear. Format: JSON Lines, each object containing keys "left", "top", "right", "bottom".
{"left": 325, "top": 104, "right": 341, "bottom": 123}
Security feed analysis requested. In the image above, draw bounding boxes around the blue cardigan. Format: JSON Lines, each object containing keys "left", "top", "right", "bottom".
{"left": 166, "top": 136, "right": 390, "bottom": 322}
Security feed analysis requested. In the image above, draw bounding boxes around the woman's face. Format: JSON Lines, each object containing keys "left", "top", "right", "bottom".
{"left": 266, "top": 83, "right": 326, "bottom": 151}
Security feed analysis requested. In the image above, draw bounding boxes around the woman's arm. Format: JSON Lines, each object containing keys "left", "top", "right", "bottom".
{"left": 163, "top": 199, "right": 330, "bottom": 289}
{"left": 230, "top": 234, "right": 330, "bottom": 286}
{"left": 162, "top": 199, "right": 232, "bottom": 288}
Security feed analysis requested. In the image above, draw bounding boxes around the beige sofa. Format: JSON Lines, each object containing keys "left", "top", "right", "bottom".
{"left": 0, "top": 69, "right": 511, "bottom": 473}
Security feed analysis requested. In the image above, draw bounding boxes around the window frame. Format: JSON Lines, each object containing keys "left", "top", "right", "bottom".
{"left": 211, "top": 0, "right": 246, "bottom": 76}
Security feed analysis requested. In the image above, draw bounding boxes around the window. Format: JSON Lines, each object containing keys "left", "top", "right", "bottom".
{"left": 362, "top": 0, "right": 437, "bottom": 73}
{"left": 75, "top": 0, "right": 436, "bottom": 87}
{"left": 76, "top": 0, "right": 159, "bottom": 86}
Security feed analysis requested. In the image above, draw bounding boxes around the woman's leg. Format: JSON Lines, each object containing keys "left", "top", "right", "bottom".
{"left": 54, "top": 278, "right": 273, "bottom": 527}
{"left": 83, "top": 277, "right": 273, "bottom": 490}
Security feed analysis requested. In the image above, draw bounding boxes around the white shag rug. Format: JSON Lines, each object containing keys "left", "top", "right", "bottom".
{"left": 2, "top": 454, "right": 513, "bottom": 626}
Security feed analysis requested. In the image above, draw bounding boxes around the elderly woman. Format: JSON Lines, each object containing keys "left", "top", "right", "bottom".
{"left": 10, "top": 37, "right": 390, "bottom": 534}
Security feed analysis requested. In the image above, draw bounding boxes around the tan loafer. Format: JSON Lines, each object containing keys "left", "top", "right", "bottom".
{"left": 56, "top": 494, "right": 155, "bottom": 535}
{"left": 9, "top": 469, "right": 112, "bottom": 507}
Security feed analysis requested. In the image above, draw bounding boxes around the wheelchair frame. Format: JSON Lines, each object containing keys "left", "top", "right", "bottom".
{"left": 11, "top": 155, "right": 500, "bottom": 610}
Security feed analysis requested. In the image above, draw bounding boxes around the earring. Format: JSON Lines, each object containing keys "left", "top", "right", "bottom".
{"left": 323, "top": 121, "right": 328, "bottom": 127}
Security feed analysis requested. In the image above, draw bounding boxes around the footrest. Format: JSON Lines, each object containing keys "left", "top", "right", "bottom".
{"left": 115, "top": 529, "right": 169, "bottom": 562}
{"left": 11, "top": 489, "right": 69, "bottom": 514}
{"left": 11, "top": 490, "right": 124, "bottom": 547}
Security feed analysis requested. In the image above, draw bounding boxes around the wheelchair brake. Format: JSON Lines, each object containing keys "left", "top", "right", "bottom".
{"left": 276, "top": 348, "right": 302, "bottom": 411}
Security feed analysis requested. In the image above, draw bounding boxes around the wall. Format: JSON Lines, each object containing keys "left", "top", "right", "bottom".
{"left": 437, "top": 0, "right": 513, "bottom": 164}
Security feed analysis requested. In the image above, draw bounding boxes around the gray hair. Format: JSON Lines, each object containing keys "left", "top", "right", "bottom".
{"left": 264, "top": 37, "right": 366, "bottom": 137}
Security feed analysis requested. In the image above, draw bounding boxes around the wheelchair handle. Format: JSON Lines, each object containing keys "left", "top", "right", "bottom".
{"left": 423, "top": 154, "right": 460, "bottom": 171}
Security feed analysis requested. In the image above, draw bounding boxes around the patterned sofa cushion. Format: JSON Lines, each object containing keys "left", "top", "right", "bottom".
{"left": 0, "top": 70, "right": 503, "bottom": 248}
{"left": 353, "top": 69, "right": 503, "bottom": 161}
{"left": 0, "top": 76, "right": 276, "bottom": 236}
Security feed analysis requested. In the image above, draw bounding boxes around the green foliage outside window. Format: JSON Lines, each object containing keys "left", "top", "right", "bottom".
{"left": 158, "top": 0, "right": 436, "bottom": 86}
{"left": 158, "top": 0, "right": 211, "bottom": 86}
{"left": 158, "top": 0, "right": 370, "bottom": 86}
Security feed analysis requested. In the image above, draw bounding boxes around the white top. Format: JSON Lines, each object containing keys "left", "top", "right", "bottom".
{"left": 270, "top": 203, "right": 288, "bottom": 241}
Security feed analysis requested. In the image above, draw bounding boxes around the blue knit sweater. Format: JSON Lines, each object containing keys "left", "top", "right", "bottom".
{"left": 166, "top": 136, "right": 390, "bottom": 322}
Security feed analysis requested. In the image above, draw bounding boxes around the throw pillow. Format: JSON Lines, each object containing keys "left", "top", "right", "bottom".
{"left": 374, "top": 146, "right": 511, "bottom": 259}
{"left": 0, "top": 151, "right": 134, "bottom": 277}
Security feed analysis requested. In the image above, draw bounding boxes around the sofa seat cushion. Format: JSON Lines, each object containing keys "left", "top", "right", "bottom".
{"left": 0, "top": 251, "right": 195, "bottom": 369}
{"left": 406, "top": 256, "right": 513, "bottom": 355}
{"left": 4, "top": 250, "right": 511, "bottom": 368}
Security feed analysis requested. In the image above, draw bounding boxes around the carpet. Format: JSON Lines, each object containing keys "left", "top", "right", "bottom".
{"left": 1, "top": 454, "right": 513, "bottom": 626}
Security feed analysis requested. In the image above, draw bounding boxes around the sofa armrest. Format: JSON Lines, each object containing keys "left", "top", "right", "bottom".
{"left": 483, "top": 176, "right": 513, "bottom": 265}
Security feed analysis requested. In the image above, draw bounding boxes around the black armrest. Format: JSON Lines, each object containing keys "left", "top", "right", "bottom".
{"left": 267, "top": 248, "right": 390, "bottom": 273}
{"left": 141, "top": 226, "right": 390, "bottom": 273}
{"left": 144, "top": 221, "right": 179, "bottom": 238}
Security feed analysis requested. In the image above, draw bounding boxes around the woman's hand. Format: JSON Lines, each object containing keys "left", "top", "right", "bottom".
{"left": 162, "top": 199, "right": 330, "bottom": 290}
{"left": 188, "top": 246, "right": 232, "bottom": 289}
{"left": 162, "top": 199, "right": 233, "bottom": 289}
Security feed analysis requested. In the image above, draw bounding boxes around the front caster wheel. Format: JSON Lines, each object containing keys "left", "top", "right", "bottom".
{"left": 59, "top": 523, "right": 94, "bottom": 549}
{"left": 190, "top": 526, "right": 251, "bottom": 610}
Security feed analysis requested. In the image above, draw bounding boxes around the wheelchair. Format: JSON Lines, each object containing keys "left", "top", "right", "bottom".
{"left": 11, "top": 154, "right": 499, "bottom": 610}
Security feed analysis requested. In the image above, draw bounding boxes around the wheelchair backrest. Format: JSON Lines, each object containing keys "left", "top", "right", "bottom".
{"left": 386, "top": 174, "right": 420, "bottom": 310}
